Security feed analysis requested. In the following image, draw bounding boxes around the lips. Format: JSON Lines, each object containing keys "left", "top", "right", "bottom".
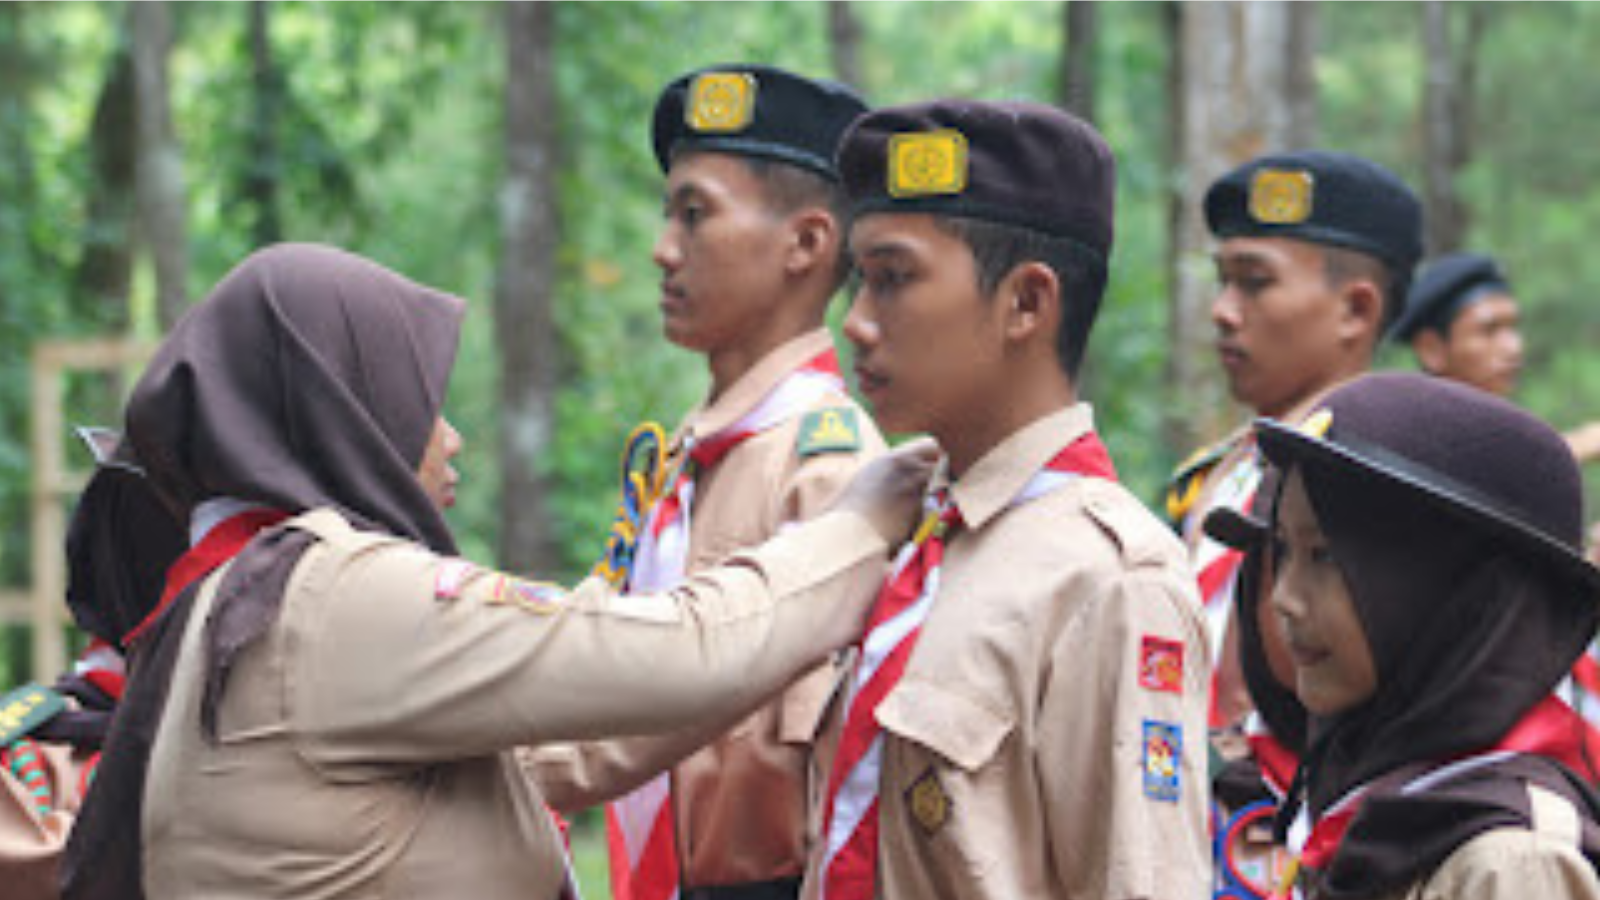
{"left": 1216, "top": 342, "right": 1248, "bottom": 370}
{"left": 1286, "top": 636, "right": 1329, "bottom": 668}
{"left": 853, "top": 362, "right": 887, "bottom": 397}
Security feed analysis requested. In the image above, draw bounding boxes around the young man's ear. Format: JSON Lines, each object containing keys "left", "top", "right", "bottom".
{"left": 1336, "top": 278, "right": 1385, "bottom": 347}
{"left": 1411, "top": 329, "right": 1450, "bottom": 375}
{"left": 786, "top": 209, "right": 838, "bottom": 278}
{"left": 1002, "top": 261, "right": 1060, "bottom": 343}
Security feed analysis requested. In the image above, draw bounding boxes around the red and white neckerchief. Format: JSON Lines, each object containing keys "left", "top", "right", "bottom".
{"left": 1192, "top": 445, "right": 1263, "bottom": 726}
{"left": 1273, "top": 694, "right": 1596, "bottom": 900}
{"left": 1244, "top": 713, "right": 1300, "bottom": 800}
{"left": 817, "top": 432, "right": 1117, "bottom": 900}
{"left": 123, "top": 500, "right": 288, "bottom": 647}
{"left": 604, "top": 348, "right": 845, "bottom": 900}
{"left": 1567, "top": 643, "right": 1600, "bottom": 729}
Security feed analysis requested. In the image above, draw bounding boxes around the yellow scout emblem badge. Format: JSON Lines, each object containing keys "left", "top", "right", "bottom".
{"left": 906, "top": 767, "right": 952, "bottom": 835}
{"left": 0, "top": 684, "right": 66, "bottom": 746}
{"left": 797, "top": 408, "right": 862, "bottom": 457}
{"left": 687, "top": 72, "right": 757, "bottom": 133}
{"left": 1248, "top": 169, "right": 1315, "bottom": 225}
{"left": 888, "top": 129, "right": 968, "bottom": 198}
{"left": 1299, "top": 408, "right": 1334, "bottom": 439}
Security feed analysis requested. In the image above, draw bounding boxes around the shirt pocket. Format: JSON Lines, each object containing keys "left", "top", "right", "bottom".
{"left": 877, "top": 678, "right": 1018, "bottom": 884}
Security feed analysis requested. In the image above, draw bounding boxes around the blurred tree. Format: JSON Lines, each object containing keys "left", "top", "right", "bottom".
{"left": 75, "top": 9, "right": 134, "bottom": 330}
{"left": 1164, "top": 0, "right": 1319, "bottom": 454}
{"left": 244, "top": 0, "right": 283, "bottom": 246}
{"left": 132, "top": 0, "right": 189, "bottom": 324}
{"left": 497, "top": 1, "right": 563, "bottom": 574}
{"left": 828, "top": 2, "right": 864, "bottom": 91}
{"left": 1060, "top": 0, "right": 1096, "bottom": 122}
{"left": 1420, "top": 0, "right": 1486, "bottom": 256}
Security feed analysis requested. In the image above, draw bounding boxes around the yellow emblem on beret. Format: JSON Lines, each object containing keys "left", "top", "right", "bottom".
{"left": 888, "top": 129, "right": 968, "bottom": 198}
{"left": 1299, "top": 408, "right": 1334, "bottom": 439}
{"left": 686, "top": 72, "right": 757, "bottom": 134}
{"left": 906, "top": 768, "right": 952, "bottom": 835}
{"left": 1249, "top": 169, "right": 1315, "bottom": 225}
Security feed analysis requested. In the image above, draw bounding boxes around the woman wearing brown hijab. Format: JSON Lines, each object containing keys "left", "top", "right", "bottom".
{"left": 59, "top": 244, "right": 930, "bottom": 900}
{"left": 1211, "top": 372, "right": 1600, "bottom": 899}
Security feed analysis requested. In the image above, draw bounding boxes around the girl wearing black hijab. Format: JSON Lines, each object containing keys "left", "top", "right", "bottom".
{"left": 1213, "top": 371, "right": 1600, "bottom": 899}
{"left": 60, "top": 244, "right": 928, "bottom": 900}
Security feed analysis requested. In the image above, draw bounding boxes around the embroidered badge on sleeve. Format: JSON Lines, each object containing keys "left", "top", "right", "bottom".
{"left": 1138, "top": 636, "right": 1185, "bottom": 694}
{"left": 1141, "top": 720, "right": 1183, "bottom": 802}
{"left": 797, "top": 408, "right": 862, "bottom": 457}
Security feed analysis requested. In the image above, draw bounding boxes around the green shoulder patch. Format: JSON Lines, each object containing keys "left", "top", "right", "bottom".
{"left": 797, "top": 408, "right": 862, "bottom": 458}
{"left": 0, "top": 684, "right": 66, "bottom": 748}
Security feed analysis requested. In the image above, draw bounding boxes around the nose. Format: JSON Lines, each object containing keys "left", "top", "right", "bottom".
{"left": 441, "top": 418, "right": 463, "bottom": 459}
{"left": 1211, "top": 286, "right": 1242, "bottom": 333}
{"left": 842, "top": 290, "right": 879, "bottom": 350}
{"left": 1268, "top": 570, "right": 1306, "bottom": 622}
{"left": 652, "top": 223, "right": 680, "bottom": 272}
{"left": 1503, "top": 327, "right": 1525, "bottom": 366}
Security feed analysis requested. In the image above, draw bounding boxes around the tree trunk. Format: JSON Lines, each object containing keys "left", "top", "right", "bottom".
{"left": 1060, "top": 0, "right": 1097, "bottom": 122}
{"left": 496, "top": 1, "right": 563, "bottom": 574}
{"left": 131, "top": 0, "right": 188, "bottom": 327}
{"left": 828, "top": 2, "right": 864, "bottom": 91}
{"left": 76, "top": 13, "right": 136, "bottom": 330}
{"left": 1165, "top": 0, "right": 1320, "bottom": 455}
{"left": 1421, "top": 1, "right": 1485, "bottom": 256}
{"left": 245, "top": 0, "right": 283, "bottom": 247}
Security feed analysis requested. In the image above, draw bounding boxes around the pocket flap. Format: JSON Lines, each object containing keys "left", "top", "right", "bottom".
{"left": 877, "top": 678, "right": 1014, "bottom": 772}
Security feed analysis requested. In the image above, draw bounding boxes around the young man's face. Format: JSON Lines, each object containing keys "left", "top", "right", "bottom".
{"left": 653, "top": 152, "right": 793, "bottom": 354}
{"left": 1211, "top": 237, "right": 1364, "bottom": 418}
{"left": 1413, "top": 294, "right": 1523, "bottom": 398}
{"left": 843, "top": 213, "right": 1007, "bottom": 439}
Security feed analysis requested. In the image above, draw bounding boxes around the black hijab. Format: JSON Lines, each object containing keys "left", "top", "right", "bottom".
{"left": 1242, "top": 374, "right": 1600, "bottom": 897}
{"left": 63, "top": 243, "right": 465, "bottom": 900}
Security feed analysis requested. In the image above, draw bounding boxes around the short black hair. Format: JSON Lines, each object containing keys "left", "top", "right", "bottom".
{"left": 932, "top": 216, "right": 1108, "bottom": 378}
{"left": 1321, "top": 245, "right": 1404, "bottom": 334}
{"left": 741, "top": 156, "right": 852, "bottom": 290}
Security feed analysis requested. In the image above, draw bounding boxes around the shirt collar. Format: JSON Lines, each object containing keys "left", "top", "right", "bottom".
{"left": 682, "top": 329, "right": 837, "bottom": 444}
{"left": 936, "top": 404, "right": 1098, "bottom": 532}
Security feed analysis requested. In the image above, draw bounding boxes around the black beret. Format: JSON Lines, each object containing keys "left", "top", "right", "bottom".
{"left": 651, "top": 63, "right": 867, "bottom": 181}
{"left": 836, "top": 99, "right": 1116, "bottom": 266}
{"left": 1204, "top": 150, "right": 1423, "bottom": 278}
{"left": 1389, "top": 252, "right": 1512, "bottom": 341}
{"left": 1252, "top": 372, "right": 1599, "bottom": 595}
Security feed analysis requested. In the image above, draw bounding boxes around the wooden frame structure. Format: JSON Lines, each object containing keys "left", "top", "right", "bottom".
{"left": 0, "top": 338, "right": 153, "bottom": 681}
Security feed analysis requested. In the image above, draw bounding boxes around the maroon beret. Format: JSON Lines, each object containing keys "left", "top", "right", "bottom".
{"left": 837, "top": 99, "right": 1116, "bottom": 266}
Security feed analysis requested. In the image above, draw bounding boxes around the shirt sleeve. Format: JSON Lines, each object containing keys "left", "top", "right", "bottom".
{"left": 284, "top": 509, "right": 887, "bottom": 778}
{"left": 1420, "top": 821, "right": 1600, "bottom": 900}
{"left": 1038, "top": 501, "right": 1212, "bottom": 900}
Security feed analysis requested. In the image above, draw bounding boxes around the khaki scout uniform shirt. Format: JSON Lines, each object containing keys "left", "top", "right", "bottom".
{"left": 0, "top": 741, "right": 89, "bottom": 900}
{"left": 534, "top": 328, "right": 886, "bottom": 888}
{"left": 141, "top": 503, "right": 892, "bottom": 900}
{"left": 802, "top": 406, "right": 1212, "bottom": 900}
{"left": 1369, "top": 785, "right": 1600, "bottom": 900}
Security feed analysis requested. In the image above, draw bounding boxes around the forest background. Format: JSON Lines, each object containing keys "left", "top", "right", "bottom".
{"left": 4, "top": 2, "right": 1600, "bottom": 886}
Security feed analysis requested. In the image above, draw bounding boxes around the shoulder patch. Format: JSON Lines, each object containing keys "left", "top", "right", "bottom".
{"left": 0, "top": 684, "right": 66, "bottom": 747}
{"left": 797, "top": 408, "right": 862, "bottom": 458}
{"left": 1163, "top": 434, "right": 1242, "bottom": 525}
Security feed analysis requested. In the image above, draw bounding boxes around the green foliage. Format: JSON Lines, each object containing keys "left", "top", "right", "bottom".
{"left": 8, "top": 2, "right": 1600, "bottom": 685}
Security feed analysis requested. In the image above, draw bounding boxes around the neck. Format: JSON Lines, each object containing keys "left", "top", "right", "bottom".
{"left": 940, "top": 369, "right": 1077, "bottom": 479}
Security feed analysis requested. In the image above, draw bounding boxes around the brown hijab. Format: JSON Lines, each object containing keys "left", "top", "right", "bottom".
{"left": 64, "top": 243, "right": 465, "bottom": 900}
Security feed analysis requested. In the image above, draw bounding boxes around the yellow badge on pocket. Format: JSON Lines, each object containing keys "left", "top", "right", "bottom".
{"left": 1249, "top": 169, "right": 1314, "bottom": 224}
{"left": 797, "top": 408, "right": 861, "bottom": 457}
{"left": 906, "top": 767, "right": 952, "bottom": 835}
{"left": 888, "top": 130, "right": 968, "bottom": 198}
{"left": 687, "top": 72, "right": 757, "bottom": 133}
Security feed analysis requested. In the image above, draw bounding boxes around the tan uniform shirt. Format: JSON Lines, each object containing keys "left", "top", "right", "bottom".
{"left": 802, "top": 406, "right": 1212, "bottom": 900}
{"left": 1369, "top": 785, "right": 1600, "bottom": 900}
{"left": 534, "top": 328, "right": 886, "bottom": 887}
{"left": 142, "top": 503, "right": 892, "bottom": 900}
{"left": 0, "top": 741, "right": 90, "bottom": 900}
